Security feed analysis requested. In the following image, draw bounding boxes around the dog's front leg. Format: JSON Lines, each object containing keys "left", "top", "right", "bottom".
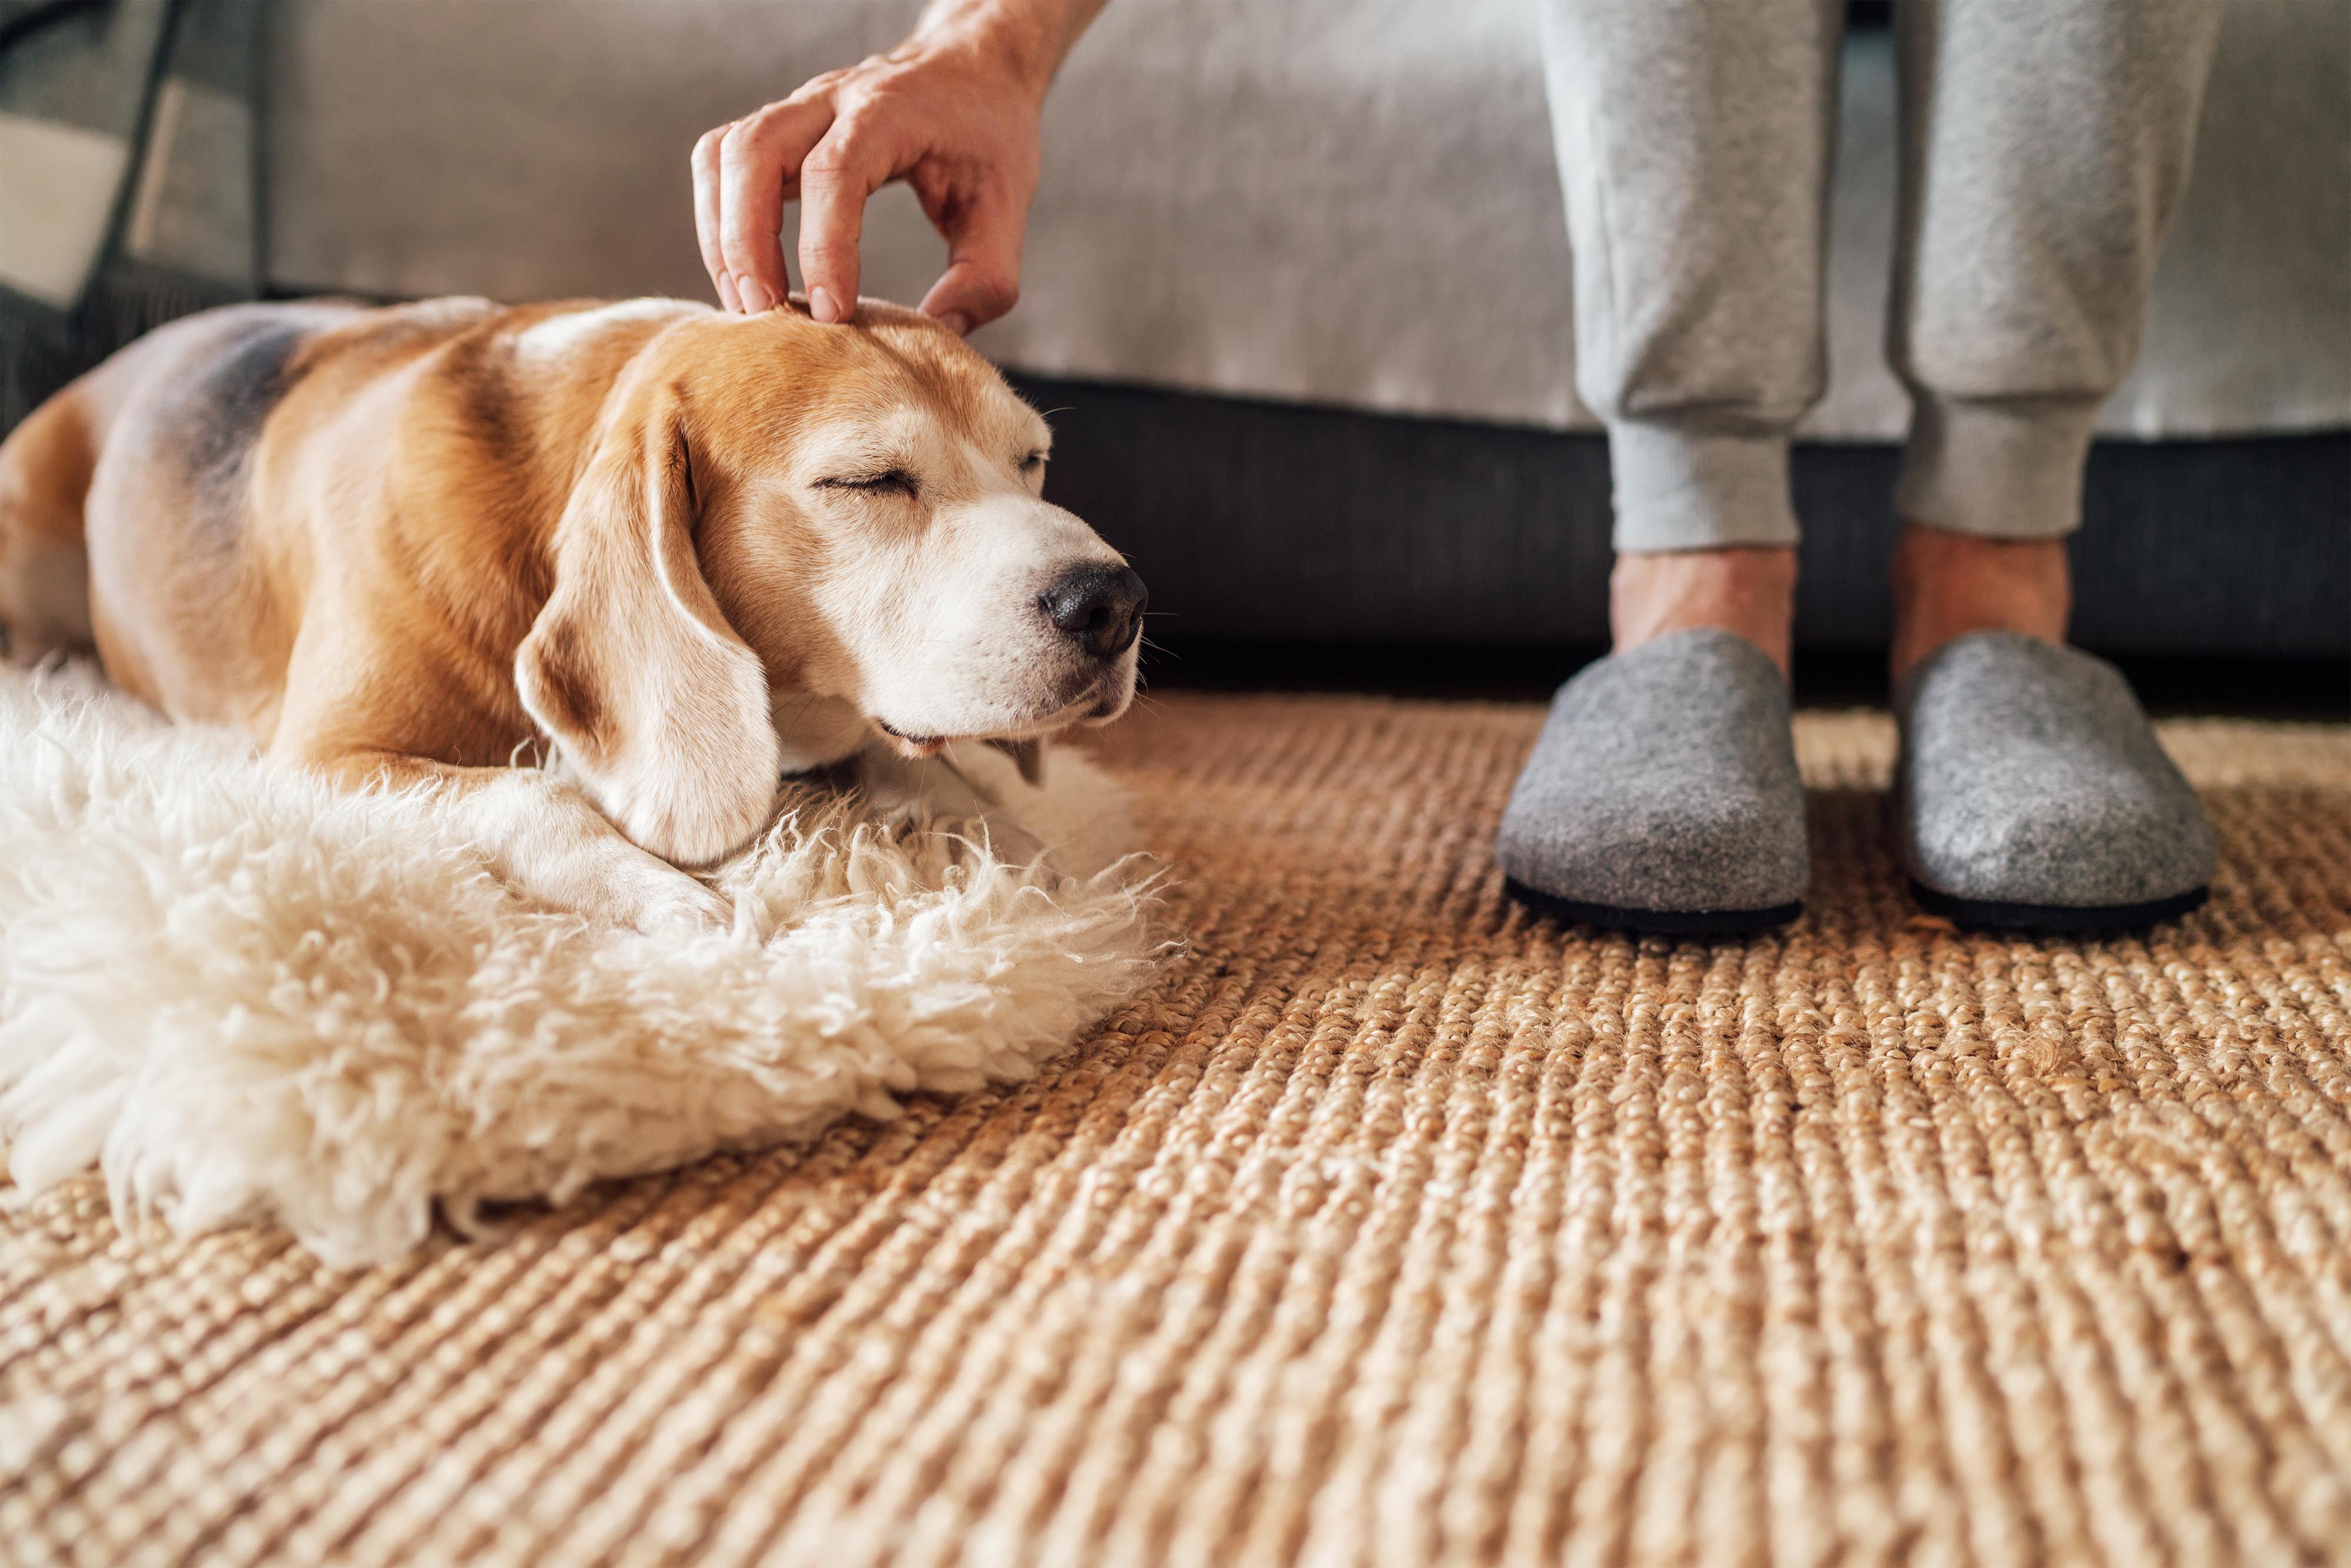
{"left": 296, "top": 749, "right": 735, "bottom": 933}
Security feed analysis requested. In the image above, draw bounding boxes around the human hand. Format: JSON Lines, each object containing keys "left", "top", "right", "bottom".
{"left": 693, "top": 2, "right": 1103, "bottom": 333}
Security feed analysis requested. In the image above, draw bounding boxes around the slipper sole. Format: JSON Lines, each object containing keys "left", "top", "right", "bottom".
{"left": 1506, "top": 879, "right": 1803, "bottom": 937}
{"left": 1910, "top": 879, "right": 2208, "bottom": 933}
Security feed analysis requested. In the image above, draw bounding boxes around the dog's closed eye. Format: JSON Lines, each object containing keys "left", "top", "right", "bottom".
{"left": 819, "top": 468, "right": 919, "bottom": 500}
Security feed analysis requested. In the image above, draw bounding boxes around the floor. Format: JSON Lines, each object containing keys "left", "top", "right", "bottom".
{"left": 5, "top": 690, "right": 2349, "bottom": 1567}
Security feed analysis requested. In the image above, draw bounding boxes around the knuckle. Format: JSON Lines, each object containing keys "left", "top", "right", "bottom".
{"left": 731, "top": 109, "right": 782, "bottom": 152}
{"left": 724, "top": 110, "right": 782, "bottom": 154}
{"left": 801, "top": 145, "right": 855, "bottom": 185}
{"left": 830, "top": 93, "right": 896, "bottom": 145}
{"left": 749, "top": 99, "right": 801, "bottom": 133}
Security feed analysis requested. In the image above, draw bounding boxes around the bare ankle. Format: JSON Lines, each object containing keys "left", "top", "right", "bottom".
{"left": 1610, "top": 547, "right": 1798, "bottom": 678}
{"left": 1889, "top": 522, "right": 2071, "bottom": 685}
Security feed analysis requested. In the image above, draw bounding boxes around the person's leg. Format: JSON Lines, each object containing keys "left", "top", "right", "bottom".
{"left": 1887, "top": 0, "right": 2223, "bottom": 679}
{"left": 1887, "top": 0, "right": 2225, "bottom": 927}
{"left": 1610, "top": 548, "right": 1800, "bottom": 678}
{"left": 1499, "top": 0, "right": 1841, "bottom": 932}
{"left": 1543, "top": 0, "right": 1846, "bottom": 675}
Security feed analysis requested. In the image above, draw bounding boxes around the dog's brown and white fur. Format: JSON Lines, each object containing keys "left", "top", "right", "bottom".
{"left": 0, "top": 296, "right": 1143, "bottom": 928}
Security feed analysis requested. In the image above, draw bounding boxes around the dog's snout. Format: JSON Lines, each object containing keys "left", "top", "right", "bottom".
{"left": 1039, "top": 564, "right": 1147, "bottom": 659}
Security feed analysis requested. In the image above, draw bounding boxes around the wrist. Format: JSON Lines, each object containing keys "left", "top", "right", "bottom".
{"left": 908, "top": 0, "right": 1094, "bottom": 101}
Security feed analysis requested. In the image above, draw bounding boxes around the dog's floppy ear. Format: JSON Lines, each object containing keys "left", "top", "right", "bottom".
{"left": 516, "top": 374, "right": 778, "bottom": 866}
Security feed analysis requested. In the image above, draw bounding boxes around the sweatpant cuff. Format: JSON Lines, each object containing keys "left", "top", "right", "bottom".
{"left": 1608, "top": 424, "right": 1801, "bottom": 552}
{"left": 1894, "top": 396, "right": 2101, "bottom": 541}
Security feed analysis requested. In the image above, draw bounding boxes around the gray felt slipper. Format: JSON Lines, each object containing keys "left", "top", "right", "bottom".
{"left": 1897, "top": 632, "right": 2216, "bottom": 932}
{"left": 1497, "top": 628, "right": 1808, "bottom": 935}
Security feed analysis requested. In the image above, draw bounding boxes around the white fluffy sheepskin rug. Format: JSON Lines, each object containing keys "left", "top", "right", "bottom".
{"left": 0, "top": 664, "right": 1162, "bottom": 1267}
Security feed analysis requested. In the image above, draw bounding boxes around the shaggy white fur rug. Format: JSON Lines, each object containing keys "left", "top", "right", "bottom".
{"left": 0, "top": 665, "right": 1161, "bottom": 1267}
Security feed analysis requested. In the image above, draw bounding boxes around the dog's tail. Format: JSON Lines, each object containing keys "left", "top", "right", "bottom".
{"left": 0, "top": 383, "right": 100, "bottom": 666}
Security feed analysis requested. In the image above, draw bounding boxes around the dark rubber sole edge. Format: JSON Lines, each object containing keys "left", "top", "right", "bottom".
{"left": 1505, "top": 879, "right": 1804, "bottom": 937}
{"left": 1910, "top": 879, "right": 2209, "bottom": 933}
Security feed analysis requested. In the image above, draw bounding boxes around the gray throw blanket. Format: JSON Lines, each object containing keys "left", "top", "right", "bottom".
{"left": 0, "top": 0, "right": 263, "bottom": 434}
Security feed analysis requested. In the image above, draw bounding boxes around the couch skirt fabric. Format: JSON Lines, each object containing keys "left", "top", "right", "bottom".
{"left": 1021, "top": 376, "right": 2351, "bottom": 658}
{"left": 6, "top": 692, "right": 2350, "bottom": 1567}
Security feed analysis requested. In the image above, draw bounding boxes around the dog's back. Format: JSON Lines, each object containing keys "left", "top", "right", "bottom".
{"left": 1, "top": 303, "right": 353, "bottom": 676}
{"left": 0, "top": 300, "right": 516, "bottom": 728}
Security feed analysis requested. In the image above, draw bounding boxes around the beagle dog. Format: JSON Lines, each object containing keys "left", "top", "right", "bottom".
{"left": 0, "top": 296, "right": 1147, "bottom": 927}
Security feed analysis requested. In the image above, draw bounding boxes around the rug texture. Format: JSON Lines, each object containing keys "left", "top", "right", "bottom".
{"left": 3, "top": 690, "right": 2349, "bottom": 1567}
{"left": 0, "top": 666, "right": 1160, "bottom": 1269}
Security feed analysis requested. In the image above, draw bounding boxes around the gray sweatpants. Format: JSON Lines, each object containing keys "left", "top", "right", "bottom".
{"left": 1540, "top": 0, "right": 2223, "bottom": 551}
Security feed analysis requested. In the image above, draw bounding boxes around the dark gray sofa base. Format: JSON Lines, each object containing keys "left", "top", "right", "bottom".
{"left": 6, "top": 344, "right": 2339, "bottom": 662}
{"left": 1015, "top": 374, "right": 2349, "bottom": 659}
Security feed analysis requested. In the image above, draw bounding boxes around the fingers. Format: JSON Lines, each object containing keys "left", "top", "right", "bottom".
{"left": 689, "top": 128, "right": 738, "bottom": 311}
{"left": 916, "top": 186, "right": 1026, "bottom": 334}
{"left": 796, "top": 119, "right": 894, "bottom": 324}
{"left": 716, "top": 98, "right": 833, "bottom": 313}
{"left": 696, "top": 52, "right": 1036, "bottom": 331}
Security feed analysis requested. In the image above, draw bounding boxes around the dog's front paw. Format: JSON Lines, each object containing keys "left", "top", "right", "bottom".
{"left": 589, "top": 860, "right": 734, "bottom": 935}
{"left": 460, "top": 772, "right": 738, "bottom": 933}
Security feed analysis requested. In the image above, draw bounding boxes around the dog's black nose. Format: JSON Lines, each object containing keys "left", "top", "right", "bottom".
{"left": 1039, "top": 564, "right": 1148, "bottom": 659}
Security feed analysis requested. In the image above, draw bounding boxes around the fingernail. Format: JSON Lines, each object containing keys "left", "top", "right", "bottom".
{"left": 716, "top": 272, "right": 742, "bottom": 313}
{"left": 809, "top": 285, "right": 842, "bottom": 323}
{"left": 738, "top": 277, "right": 775, "bottom": 314}
{"left": 939, "top": 310, "right": 973, "bottom": 337}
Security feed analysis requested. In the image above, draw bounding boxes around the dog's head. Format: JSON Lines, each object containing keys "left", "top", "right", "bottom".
{"left": 514, "top": 299, "right": 1144, "bottom": 866}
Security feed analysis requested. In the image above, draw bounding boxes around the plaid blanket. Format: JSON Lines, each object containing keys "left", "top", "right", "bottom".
{"left": 0, "top": 0, "right": 264, "bottom": 434}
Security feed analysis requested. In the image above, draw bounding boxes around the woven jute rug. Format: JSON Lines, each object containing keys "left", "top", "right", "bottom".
{"left": 5, "top": 693, "right": 2349, "bottom": 1568}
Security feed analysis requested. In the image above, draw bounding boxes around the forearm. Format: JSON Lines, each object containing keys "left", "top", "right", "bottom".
{"left": 904, "top": 0, "right": 1110, "bottom": 100}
